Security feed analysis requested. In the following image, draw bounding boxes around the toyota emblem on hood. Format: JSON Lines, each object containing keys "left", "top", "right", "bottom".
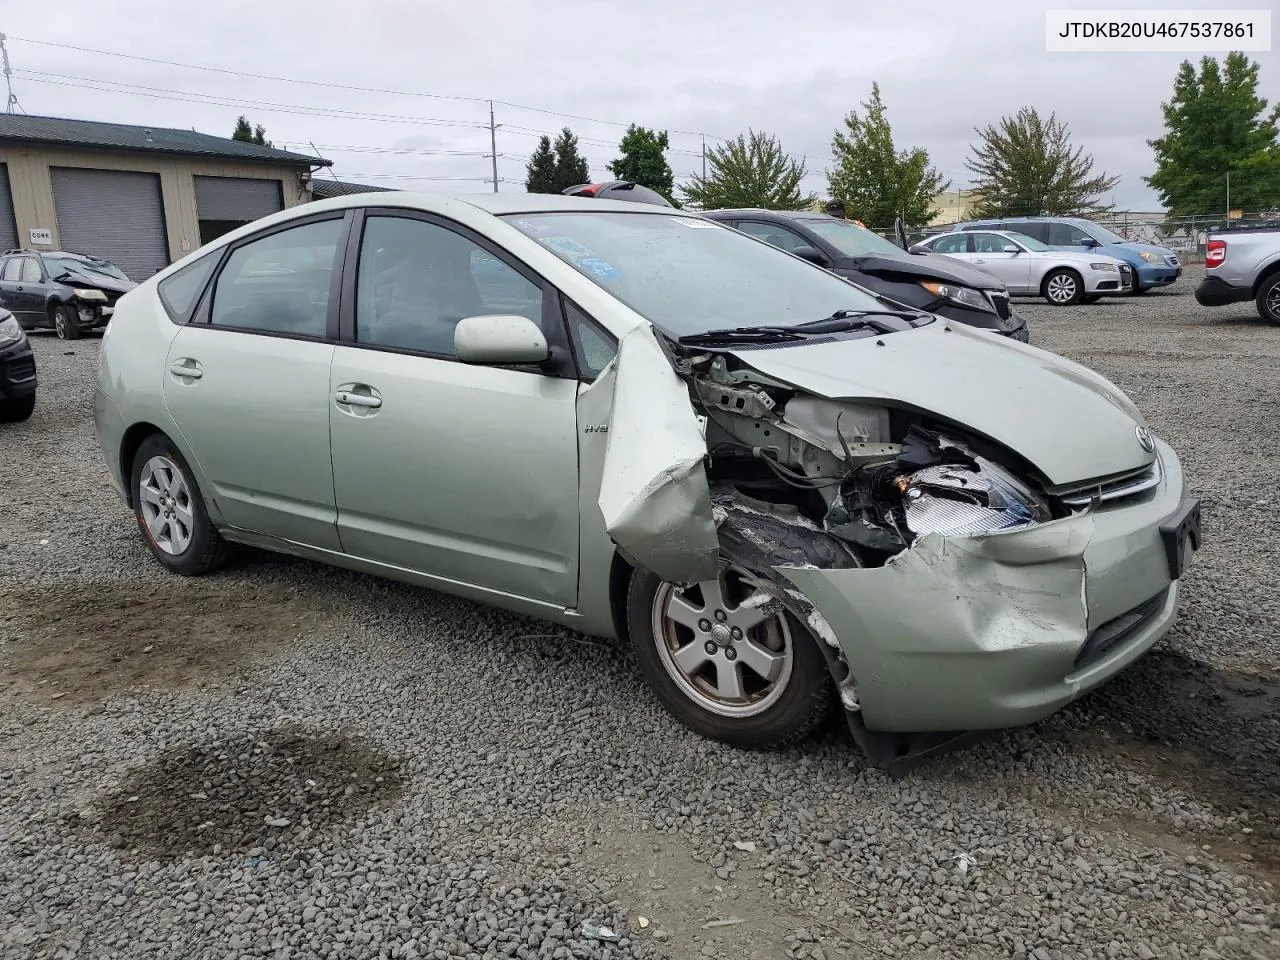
{"left": 1135, "top": 426, "right": 1155, "bottom": 452}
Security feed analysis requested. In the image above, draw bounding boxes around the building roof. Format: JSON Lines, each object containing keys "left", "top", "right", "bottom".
{"left": 311, "top": 178, "right": 397, "bottom": 199}
{"left": 0, "top": 114, "right": 331, "bottom": 167}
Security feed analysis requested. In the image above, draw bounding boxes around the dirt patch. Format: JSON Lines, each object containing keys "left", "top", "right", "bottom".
{"left": 0, "top": 581, "right": 327, "bottom": 707}
{"left": 80, "top": 726, "right": 405, "bottom": 860}
{"left": 1072, "top": 649, "right": 1280, "bottom": 876}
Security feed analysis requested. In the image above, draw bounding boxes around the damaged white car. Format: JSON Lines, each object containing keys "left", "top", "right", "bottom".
{"left": 94, "top": 193, "right": 1203, "bottom": 772}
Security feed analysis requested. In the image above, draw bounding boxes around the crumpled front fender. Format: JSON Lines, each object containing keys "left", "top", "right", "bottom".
{"left": 596, "top": 324, "right": 720, "bottom": 586}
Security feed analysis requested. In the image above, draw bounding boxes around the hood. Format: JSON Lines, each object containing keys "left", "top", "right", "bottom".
{"left": 728, "top": 321, "right": 1154, "bottom": 487}
{"left": 1049, "top": 249, "right": 1129, "bottom": 267}
{"left": 57, "top": 269, "right": 137, "bottom": 294}
{"left": 849, "top": 251, "right": 1006, "bottom": 291}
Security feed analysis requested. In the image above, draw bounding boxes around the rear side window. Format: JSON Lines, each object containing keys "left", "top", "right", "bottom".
{"left": 19, "top": 258, "right": 42, "bottom": 283}
{"left": 0, "top": 258, "right": 18, "bottom": 281}
{"left": 931, "top": 234, "right": 969, "bottom": 254}
{"left": 157, "top": 252, "right": 219, "bottom": 322}
{"left": 1015, "top": 222, "right": 1051, "bottom": 243}
{"left": 209, "top": 218, "right": 344, "bottom": 339}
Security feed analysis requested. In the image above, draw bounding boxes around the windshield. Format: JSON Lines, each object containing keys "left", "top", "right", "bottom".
{"left": 801, "top": 218, "right": 906, "bottom": 257}
{"left": 42, "top": 255, "right": 131, "bottom": 282}
{"left": 1078, "top": 221, "right": 1127, "bottom": 245}
{"left": 502, "top": 211, "right": 888, "bottom": 335}
{"left": 1005, "top": 232, "right": 1050, "bottom": 251}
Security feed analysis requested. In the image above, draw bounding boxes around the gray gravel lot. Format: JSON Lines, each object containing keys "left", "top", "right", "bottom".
{"left": 1, "top": 264, "right": 1277, "bottom": 960}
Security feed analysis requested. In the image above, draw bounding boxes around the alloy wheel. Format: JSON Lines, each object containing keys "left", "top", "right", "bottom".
{"left": 137, "top": 456, "right": 195, "bottom": 555}
{"left": 1047, "top": 274, "right": 1078, "bottom": 304}
{"left": 650, "top": 564, "right": 794, "bottom": 718}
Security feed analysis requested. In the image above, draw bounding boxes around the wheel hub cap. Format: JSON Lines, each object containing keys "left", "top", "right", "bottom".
{"left": 709, "top": 622, "right": 733, "bottom": 647}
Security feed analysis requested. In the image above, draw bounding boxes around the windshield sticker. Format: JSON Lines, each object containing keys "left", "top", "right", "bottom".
{"left": 671, "top": 217, "right": 720, "bottom": 229}
{"left": 514, "top": 218, "right": 554, "bottom": 235}
{"left": 541, "top": 236, "right": 596, "bottom": 258}
{"left": 577, "top": 256, "right": 622, "bottom": 279}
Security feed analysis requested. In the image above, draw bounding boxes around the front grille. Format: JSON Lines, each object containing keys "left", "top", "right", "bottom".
{"left": 1057, "top": 459, "right": 1161, "bottom": 508}
{"left": 1119, "top": 264, "right": 1134, "bottom": 287}
{"left": 4, "top": 357, "right": 36, "bottom": 383}
{"left": 1165, "top": 255, "right": 1179, "bottom": 268}
{"left": 987, "top": 292, "right": 1011, "bottom": 319}
{"left": 1075, "top": 587, "right": 1169, "bottom": 669}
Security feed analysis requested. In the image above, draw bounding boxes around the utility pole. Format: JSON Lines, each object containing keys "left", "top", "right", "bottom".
{"left": 1, "top": 33, "right": 21, "bottom": 114}
{"left": 1225, "top": 170, "right": 1231, "bottom": 220}
{"left": 489, "top": 100, "right": 500, "bottom": 194}
{"left": 701, "top": 135, "right": 707, "bottom": 180}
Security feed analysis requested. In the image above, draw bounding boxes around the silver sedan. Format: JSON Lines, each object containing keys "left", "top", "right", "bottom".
{"left": 914, "top": 230, "right": 1134, "bottom": 305}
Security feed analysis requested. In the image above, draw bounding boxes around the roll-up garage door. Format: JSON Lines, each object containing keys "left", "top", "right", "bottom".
{"left": 194, "top": 176, "right": 283, "bottom": 223}
{"left": 51, "top": 167, "right": 169, "bottom": 282}
{"left": 0, "top": 164, "right": 18, "bottom": 252}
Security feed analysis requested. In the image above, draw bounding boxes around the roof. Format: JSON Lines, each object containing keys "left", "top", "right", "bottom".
{"left": 0, "top": 114, "right": 330, "bottom": 167}
{"left": 311, "top": 178, "right": 397, "bottom": 199}
{"left": 702, "top": 208, "right": 828, "bottom": 221}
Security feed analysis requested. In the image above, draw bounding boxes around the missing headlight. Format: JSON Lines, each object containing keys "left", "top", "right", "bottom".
{"left": 824, "top": 426, "right": 1051, "bottom": 558}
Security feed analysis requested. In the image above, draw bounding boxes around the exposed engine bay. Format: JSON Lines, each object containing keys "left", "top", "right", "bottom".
{"left": 679, "top": 351, "right": 1060, "bottom": 568}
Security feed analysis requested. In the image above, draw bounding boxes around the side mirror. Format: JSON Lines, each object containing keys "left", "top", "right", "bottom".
{"left": 1002, "top": 245, "right": 1020, "bottom": 254}
{"left": 1080, "top": 237, "right": 1100, "bottom": 248}
{"left": 454, "top": 314, "right": 550, "bottom": 365}
{"left": 908, "top": 244, "right": 930, "bottom": 255}
{"left": 792, "top": 245, "right": 829, "bottom": 267}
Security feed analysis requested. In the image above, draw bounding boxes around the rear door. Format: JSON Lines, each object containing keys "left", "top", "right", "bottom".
{"left": 162, "top": 212, "right": 349, "bottom": 549}
{"left": 0, "top": 257, "right": 26, "bottom": 321}
{"left": 970, "top": 233, "right": 1032, "bottom": 292}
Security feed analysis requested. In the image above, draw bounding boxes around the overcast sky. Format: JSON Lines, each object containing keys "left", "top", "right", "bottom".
{"left": 3, "top": 0, "right": 1276, "bottom": 211}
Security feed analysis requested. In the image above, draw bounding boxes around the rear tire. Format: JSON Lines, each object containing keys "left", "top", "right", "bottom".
{"left": 0, "top": 393, "right": 35, "bottom": 422}
{"left": 130, "top": 434, "right": 228, "bottom": 576}
{"left": 53, "top": 303, "right": 81, "bottom": 340}
{"left": 627, "top": 557, "right": 835, "bottom": 749}
{"left": 1042, "top": 269, "right": 1083, "bottom": 306}
{"left": 1256, "top": 273, "right": 1280, "bottom": 326}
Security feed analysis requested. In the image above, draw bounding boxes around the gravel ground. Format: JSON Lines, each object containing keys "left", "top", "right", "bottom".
{"left": 1, "top": 264, "right": 1277, "bottom": 960}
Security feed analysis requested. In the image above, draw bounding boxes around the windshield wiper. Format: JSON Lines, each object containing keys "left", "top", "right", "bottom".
{"left": 678, "top": 325, "right": 809, "bottom": 346}
{"left": 790, "top": 309, "right": 928, "bottom": 333}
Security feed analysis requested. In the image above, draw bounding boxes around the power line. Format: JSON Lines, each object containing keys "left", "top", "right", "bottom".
{"left": 7, "top": 34, "right": 726, "bottom": 140}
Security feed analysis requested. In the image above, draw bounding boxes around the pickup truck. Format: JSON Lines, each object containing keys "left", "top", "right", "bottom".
{"left": 1194, "top": 225, "right": 1280, "bottom": 325}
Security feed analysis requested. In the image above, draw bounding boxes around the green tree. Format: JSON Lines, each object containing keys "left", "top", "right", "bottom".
{"left": 828, "top": 83, "right": 948, "bottom": 228}
{"left": 965, "top": 107, "right": 1117, "bottom": 218}
{"left": 1146, "top": 52, "right": 1280, "bottom": 218}
{"left": 608, "top": 124, "right": 675, "bottom": 203}
{"left": 552, "top": 127, "right": 590, "bottom": 190}
{"left": 679, "top": 130, "right": 815, "bottom": 210}
{"left": 524, "top": 135, "right": 558, "bottom": 193}
{"left": 231, "top": 115, "right": 271, "bottom": 147}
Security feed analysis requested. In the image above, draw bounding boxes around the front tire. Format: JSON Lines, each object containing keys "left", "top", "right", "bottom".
{"left": 1257, "top": 273, "right": 1280, "bottom": 326}
{"left": 130, "top": 434, "right": 228, "bottom": 576}
{"left": 0, "top": 393, "right": 35, "bottom": 422}
{"left": 627, "top": 559, "right": 835, "bottom": 749}
{"left": 1081, "top": 294, "right": 1102, "bottom": 304}
{"left": 53, "top": 303, "right": 81, "bottom": 340}
{"left": 1042, "top": 269, "right": 1083, "bottom": 306}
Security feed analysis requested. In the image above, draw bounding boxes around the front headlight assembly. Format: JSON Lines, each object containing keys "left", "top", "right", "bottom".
{"left": 1138, "top": 251, "right": 1165, "bottom": 265}
{"left": 1089, "top": 262, "right": 1118, "bottom": 272}
{"left": 0, "top": 315, "right": 24, "bottom": 346}
{"left": 919, "top": 281, "right": 995, "bottom": 313}
{"left": 72, "top": 288, "right": 108, "bottom": 301}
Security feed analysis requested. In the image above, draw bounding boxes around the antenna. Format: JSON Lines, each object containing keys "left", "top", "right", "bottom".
{"left": 0, "top": 32, "right": 22, "bottom": 114}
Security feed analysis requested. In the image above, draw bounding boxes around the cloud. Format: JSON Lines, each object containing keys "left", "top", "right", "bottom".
{"left": 4, "top": 0, "right": 1276, "bottom": 208}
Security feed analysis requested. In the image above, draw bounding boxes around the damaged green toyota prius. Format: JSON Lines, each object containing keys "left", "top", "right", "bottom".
{"left": 94, "top": 193, "right": 1202, "bottom": 771}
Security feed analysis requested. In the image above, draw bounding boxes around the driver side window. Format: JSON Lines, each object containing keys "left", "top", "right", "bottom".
{"left": 737, "top": 221, "right": 810, "bottom": 253}
{"left": 355, "top": 215, "right": 544, "bottom": 358}
{"left": 1048, "top": 223, "right": 1093, "bottom": 246}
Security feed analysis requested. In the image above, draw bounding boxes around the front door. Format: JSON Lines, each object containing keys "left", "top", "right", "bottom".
{"left": 162, "top": 215, "right": 347, "bottom": 549}
{"left": 328, "top": 212, "right": 581, "bottom": 607}
{"left": 969, "top": 233, "right": 1032, "bottom": 292}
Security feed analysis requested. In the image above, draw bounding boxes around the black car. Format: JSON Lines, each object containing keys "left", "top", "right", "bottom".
{"left": 700, "top": 210, "right": 1029, "bottom": 341}
{"left": 0, "top": 306, "right": 37, "bottom": 422}
{"left": 0, "top": 249, "right": 138, "bottom": 340}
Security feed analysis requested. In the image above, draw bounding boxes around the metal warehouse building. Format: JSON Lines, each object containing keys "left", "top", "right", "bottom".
{"left": 0, "top": 114, "right": 332, "bottom": 281}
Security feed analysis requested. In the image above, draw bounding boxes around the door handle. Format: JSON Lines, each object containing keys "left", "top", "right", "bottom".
{"left": 973, "top": 259, "right": 986, "bottom": 264}
{"left": 169, "top": 360, "right": 202, "bottom": 380}
{"left": 335, "top": 390, "right": 381, "bottom": 409}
